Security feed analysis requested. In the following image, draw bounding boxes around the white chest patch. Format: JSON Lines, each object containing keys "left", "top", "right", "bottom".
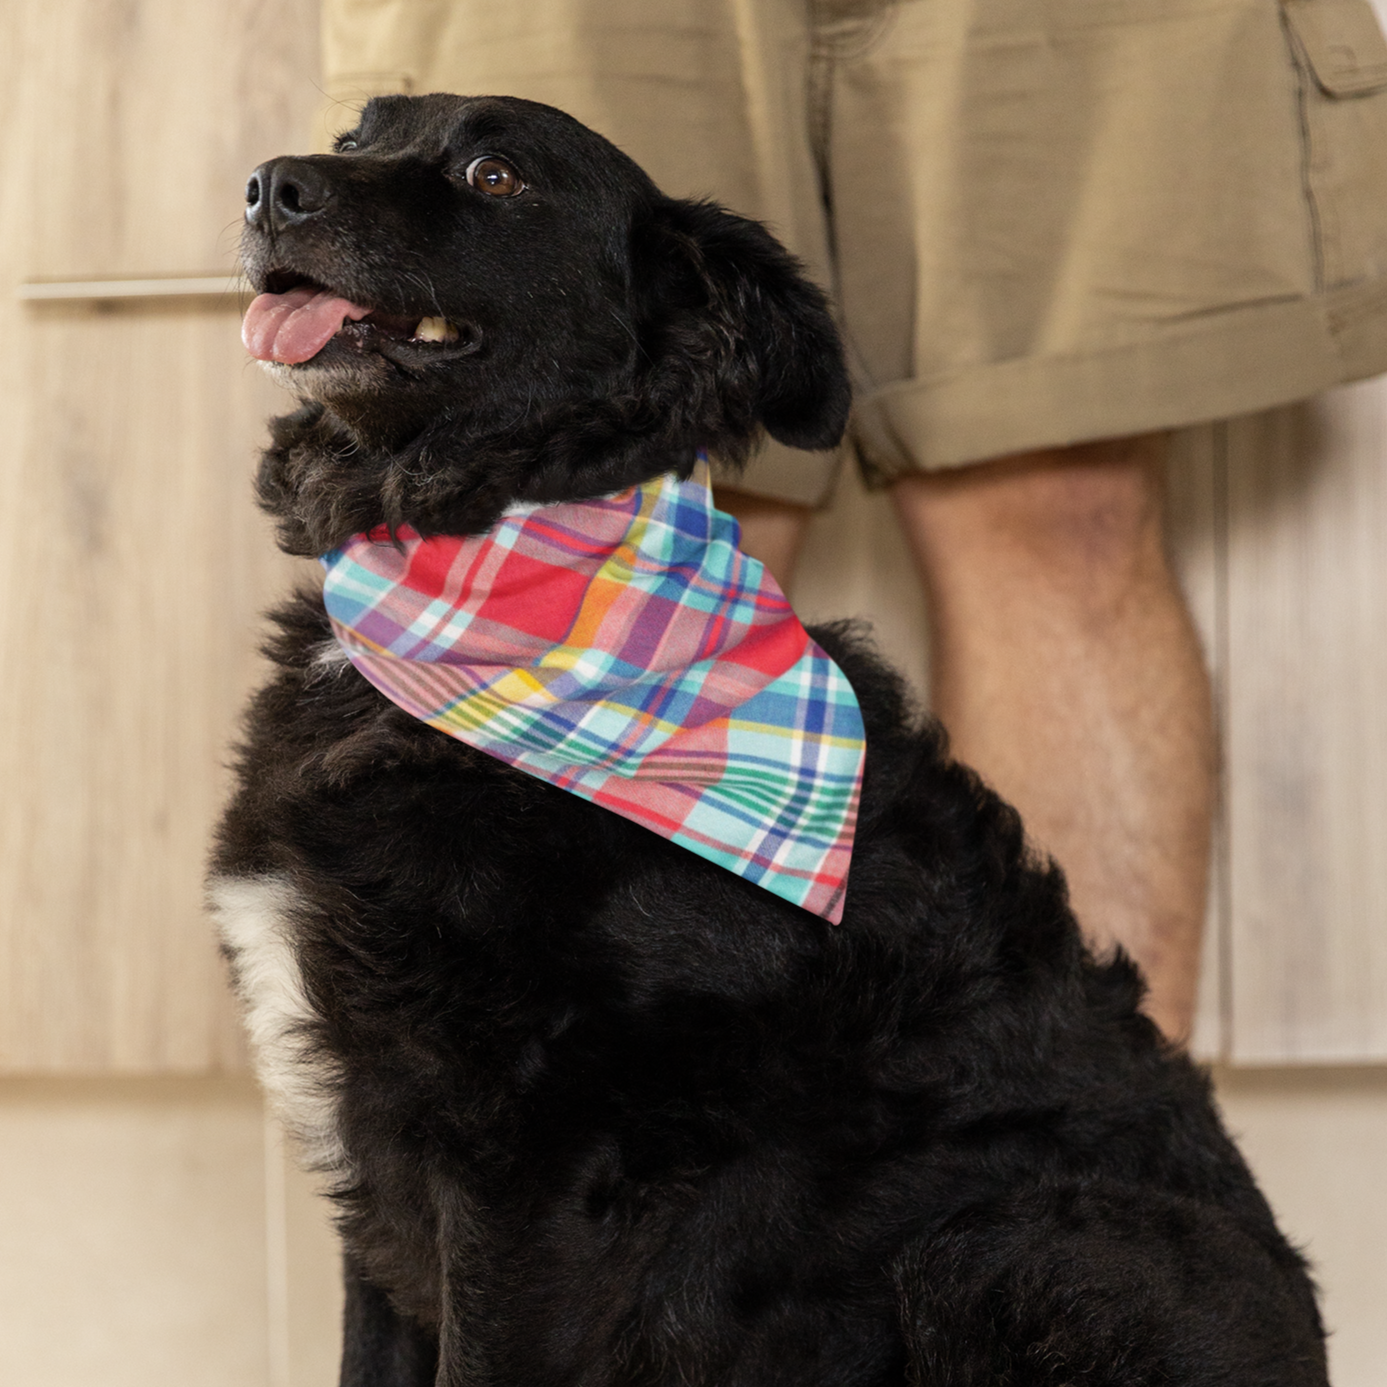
{"left": 209, "top": 873, "right": 346, "bottom": 1173}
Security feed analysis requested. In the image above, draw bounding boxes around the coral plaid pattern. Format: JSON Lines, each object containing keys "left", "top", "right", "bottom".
{"left": 320, "top": 463, "right": 865, "bottom": 922}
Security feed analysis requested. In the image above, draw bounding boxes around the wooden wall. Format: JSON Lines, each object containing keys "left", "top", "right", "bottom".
{"left": 0, "top": 0, "right": 318, "bottom": 1072}
{"left": 3, "top": 6, "right": 1386, "bottom": 1071}
{"left": 1223, "top": 394, "right": 1387, "bottom": 1061}
{"left": 1165, "top": 400, "right": 1387, "bottom": 1062}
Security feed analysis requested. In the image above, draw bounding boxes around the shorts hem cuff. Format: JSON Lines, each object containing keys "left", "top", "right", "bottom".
{"left": 853, "top": 279, "right": 1387, "bottom": 483}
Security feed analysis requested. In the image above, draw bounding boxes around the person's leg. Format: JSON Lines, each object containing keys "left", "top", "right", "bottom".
{"left": 718, "top": 433, "right": 1213, "bottom": 1039}
{"left": 890, "top": 434, "right": 1214, "bottom": 1041}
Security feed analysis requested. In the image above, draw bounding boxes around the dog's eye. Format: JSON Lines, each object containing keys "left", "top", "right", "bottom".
{"left": 466, "top": 156, "right": 524, "bottom": 197}
{"left": 334, "top": 134, "right": 361, "bottom": 153}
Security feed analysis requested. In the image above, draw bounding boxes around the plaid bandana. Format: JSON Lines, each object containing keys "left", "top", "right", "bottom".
{"left": 320, "top": 463, "right": 865, "bottom": 922}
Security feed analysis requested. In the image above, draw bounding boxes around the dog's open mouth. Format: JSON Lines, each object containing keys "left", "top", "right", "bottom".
{"left": 242, "top": 275, "right": 473, "bottom": 366}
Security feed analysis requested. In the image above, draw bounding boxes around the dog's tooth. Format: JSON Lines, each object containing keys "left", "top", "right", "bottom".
{"left": 413, "top": 316, "right": 459, "bottom": 343}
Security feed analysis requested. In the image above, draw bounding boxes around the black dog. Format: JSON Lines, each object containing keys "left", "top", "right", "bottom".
{"left": 212, "top": 94, "right": 1328, "bottom": 1386}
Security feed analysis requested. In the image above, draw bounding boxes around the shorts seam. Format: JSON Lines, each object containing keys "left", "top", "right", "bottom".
{"left": 809, "top": 0, "right": 899, "bottom": 63}
{"left": 1325, "top": 274, "right": 1387, "bottom": 330}
{"left": 1281, "top": 3, "right": 1329, "bottom": 292}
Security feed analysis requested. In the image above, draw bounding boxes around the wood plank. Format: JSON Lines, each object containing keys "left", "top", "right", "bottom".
{"left": 1224, "top": 389, "right": 1387, "bottom": 1061}
{"left": 18, "top": 277, "right": 252, "bottom": 301}
{"left": 0, "top": 0, "right": 320, "bottom": 1071}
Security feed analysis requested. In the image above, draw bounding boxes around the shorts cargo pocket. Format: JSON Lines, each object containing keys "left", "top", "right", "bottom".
{"left": 1281, "top": 0, "right": 1387, "bottom": 304}
{"left": 1282, "top": 0, "right": 1387, "bottom": 96}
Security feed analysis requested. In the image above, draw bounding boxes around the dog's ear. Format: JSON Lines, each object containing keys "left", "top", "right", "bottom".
{"left": 633, "top": 199, "right": 851, "bottom": 454}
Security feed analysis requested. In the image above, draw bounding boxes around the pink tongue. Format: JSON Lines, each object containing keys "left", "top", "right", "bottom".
{"left": 241, "top": 286, "right": 373, "bottom": 364}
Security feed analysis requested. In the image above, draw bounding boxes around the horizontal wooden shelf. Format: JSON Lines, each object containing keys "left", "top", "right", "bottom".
{"left": 17, "top": 275, "right": 250, "bottom": 302}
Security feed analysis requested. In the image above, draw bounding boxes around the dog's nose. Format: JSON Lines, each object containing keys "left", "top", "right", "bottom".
{"left": 245, "top": 158, "right": 333, "bottom": 233}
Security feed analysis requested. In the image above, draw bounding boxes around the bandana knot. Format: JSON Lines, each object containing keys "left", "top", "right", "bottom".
{"left": 320, "top": 462, "right": 866, "bottom": 921}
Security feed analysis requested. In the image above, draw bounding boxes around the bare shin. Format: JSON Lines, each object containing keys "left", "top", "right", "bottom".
{"left": 891, "top": 436, "right": 1215, "bottom": 1040}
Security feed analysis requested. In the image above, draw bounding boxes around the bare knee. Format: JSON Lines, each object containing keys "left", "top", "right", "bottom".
{"left": 893, "top": 434, "right": 1171, "bottom": 615}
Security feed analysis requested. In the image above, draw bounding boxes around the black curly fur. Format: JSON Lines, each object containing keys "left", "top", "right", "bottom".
{"left": 213, "top": 94, "right": 1328, "bottom": 1386}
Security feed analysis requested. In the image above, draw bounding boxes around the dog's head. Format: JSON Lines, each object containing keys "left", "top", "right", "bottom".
{"left": 241, "top": 94, "right": 850, "bottom": 554}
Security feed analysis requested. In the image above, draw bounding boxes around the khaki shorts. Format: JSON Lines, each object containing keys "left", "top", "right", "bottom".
{"left": 321, "top": 0, "right": 1387, "bottom": 505}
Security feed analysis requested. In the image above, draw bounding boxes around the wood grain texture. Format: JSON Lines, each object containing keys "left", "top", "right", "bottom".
{"left": 1222, "top": 389, "right": 1387, "bottom": 1061}
{"left": 0, "top": 0, "right": 320, "bottom": 1071}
